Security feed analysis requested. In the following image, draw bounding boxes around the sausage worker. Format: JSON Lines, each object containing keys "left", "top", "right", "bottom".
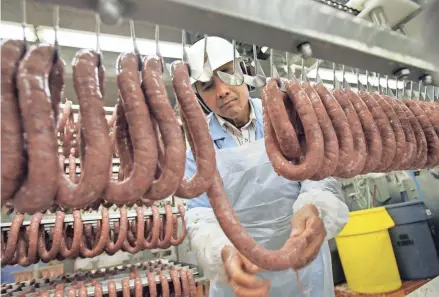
{"left": 183, "top": 36, "right": 349, "bottom": 297}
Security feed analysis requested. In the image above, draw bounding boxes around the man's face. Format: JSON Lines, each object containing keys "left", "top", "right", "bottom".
{"left": 195, "top": 61, "right": 250, "bottom": 122}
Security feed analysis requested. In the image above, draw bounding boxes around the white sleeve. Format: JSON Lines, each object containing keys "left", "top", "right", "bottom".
{"left": 185, "top": 207, "right": 232, "bottom": 283}
{"left": 294, "top": 178, "right": 349, "bottom": 240}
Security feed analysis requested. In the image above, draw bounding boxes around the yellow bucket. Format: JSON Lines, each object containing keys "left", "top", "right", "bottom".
{"left": 335, "top": 207, "right": 402, "bottom": 294}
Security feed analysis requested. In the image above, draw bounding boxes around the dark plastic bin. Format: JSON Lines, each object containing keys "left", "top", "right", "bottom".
{"left": 385, "top": 200, "right": 439, "bottom": 280}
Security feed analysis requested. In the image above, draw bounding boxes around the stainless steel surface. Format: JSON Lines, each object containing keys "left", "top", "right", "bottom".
{"left": 407, "top": 276, "right": 439, "bottom": 297}
{"left": 33, "top": 0, "right": 439, "bottom": 85}
{"left": 0, "top": 207, "right": 180, "bottom": 231}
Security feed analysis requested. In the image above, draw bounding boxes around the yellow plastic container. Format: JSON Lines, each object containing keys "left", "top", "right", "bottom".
{"left": 335, "top": 207, "right": 402, "bottom": 294}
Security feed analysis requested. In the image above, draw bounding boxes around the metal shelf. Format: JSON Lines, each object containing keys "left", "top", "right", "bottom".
{"left": 34, "top": 0, "right": 439, "bottom": 85}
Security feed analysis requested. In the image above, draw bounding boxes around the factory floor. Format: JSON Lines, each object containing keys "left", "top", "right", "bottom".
{"left": 334, "top": 280, "right": 430, "bottom": 297}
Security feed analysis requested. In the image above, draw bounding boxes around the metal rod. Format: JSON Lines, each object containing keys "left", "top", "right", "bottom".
{"left": 1, "top": 207, "right": 181, "bottom": 231}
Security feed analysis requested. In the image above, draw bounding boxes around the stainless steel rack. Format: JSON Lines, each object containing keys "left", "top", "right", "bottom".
{"left": 33, "top": 0, "right": 439, "bottom": 85}
{"left": 0, "top": 207, "right": 180, "bottom": 231}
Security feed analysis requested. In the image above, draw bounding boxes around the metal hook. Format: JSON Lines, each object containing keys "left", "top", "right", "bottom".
{"left": 300, "top": 58, "right": 306, "bottom": 82}
{"left": 396, "top": 78, "right": 399, "bottom": 99}
{"left": 409, "top": 81, "right": 414, "bottom": 100}
{"left": 341, "top": 65, "right": 346, "bottom": 89}
{"left": 154, "top": 24, "right": 170, "bottom": 79}
{"left": 315, "top": 59, "right": 322, "bottom": 84}
{"left": 191, "top": 35, "right": 213, "bottom": 83}
{"left": 377, "top": 73, "right": 381, "bottom": 94}
{"left": 217, "top": 40, "right": 244, "bottom": 86}
{"left": 21, "top": 0, "right": 27, "bottom": 43}
{"left": 365, "top": 70, "right": 370, "bottom": 92}
{"left": 423, "top": 86, "right": 428, "bottom": 101}
{"left": 53, "top": 6, "right": 60, "bottom": 49}
{"left": 385, "top": 75, "right": 389, "bottom": 95}
{"left": 355, "top": 68, "right": 362, "bottom": 91}
{"left": 332, "top": 62, "right": 342, "bottom": 90}
{"left": 417, "top": 81, "right": 422, "bottom": 100}
{"left": 242, "top": 44, "right": 266, "bottom": 88}
{"left": 268, "top": 48, "right": 286, "bottom": 91}
{"left": 128, "top": 19, "right": 143, "bottom": 71}
{"left": 181, "top": 30, "right": 189, "bottom": 64}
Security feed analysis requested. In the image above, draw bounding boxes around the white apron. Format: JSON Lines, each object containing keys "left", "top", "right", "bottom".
{"left": 210, "top": 138, "right": 334, "bottom": 297}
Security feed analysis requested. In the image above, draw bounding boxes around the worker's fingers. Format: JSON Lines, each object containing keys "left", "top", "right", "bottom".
{"left": 225, "top": 256, "right": 268, "bottom": 288}
{"left": 239, "top": 254, "right": 264, "bottom": 275}
{"left": 292, "top": 217, "right": 326, "bottom": 270}
{"left": 229, "top": 279, "right": 271, "bottom": 297}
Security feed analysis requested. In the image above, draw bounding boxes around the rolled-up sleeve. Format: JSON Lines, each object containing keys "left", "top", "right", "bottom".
{"left": 185, "top": 207, "right": 231, "bottom": 283}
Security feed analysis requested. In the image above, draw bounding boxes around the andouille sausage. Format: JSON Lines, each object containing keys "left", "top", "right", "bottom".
{"left": 106, "top": 206, "right": 128, "bottom": 255}
{"left": 49, "top": 57, "right": 66, "bottom": 126}
{"left": 18, "top": 213, "right": 42, "bottom": 266}
{"left": 38, "top": 211, "right": 65, "bottom": 262}
{"left": 56, "top": 49, "right": 112, "bottom": 209}
{"left": 157, "top": 205, "right": 173, "bottom": 249}
{"left": 187, "top": 271, "right": 197, "bottom": 297}
{"left": 141, "top": 57, "right": 185, "bottom": 201}
{"left": 264, "top": 79, "right": 324, "bottom": 181}
{"left": 170, "top": 204, "right": 187, "bottom": 246}
{"left": 80, "top": 208, "right": 110, "bottom": 258}
{"left": 332, "top": 89, "right": 366, "bottom": 177}
{"left": 104, "top": 53, "right": 158, "bottom": 205}
{"left": 114, "top": 100, "right": 133, "bottom": 179}
{"left": 171, "top": 267, "right": 182, "bottom": 297}
{"left": 405, "top": 100, "right": 439, "bottom": 168}
{"left": 302, "top": 82, "right": 339, "bottom": 179}
{"left": 371, "top": 93, "right": 406, "bottom": 171}
{"left": 60, "top": 210, "right": 83, "bottom": 258}
{"left": 122, "top": 278, "right": 131, "bottom": 297}
{"left": 1, "top": 213, "right": 24, "bottom": 266}
{"left": 147, "top": 272, "right": 157, "bottom": 297}
{"left": 358, "top": 91, "right": 396, "bottom": 172}
{"left": 108, "top": 280, "right": 117, "bottom": 297}
{"left": 78, "top": 285, "right": 88, "bottom": 297}
{"left": 54, "top": 284, "right": 65, "bottom": 297}
{"left": 262, "top": 78, "right": 301, "bottom": 159}
{"left": 396, "top": 100, "right": 428, "bottom": 169}
{"left": 159, "top": 271, "right": 170, "bottom": 297}
{"left": 143, "top": 205, "right": 161, "bottom": 249}
{"left": 1, "top": 40, "right": 26, "bottom": 204}
{"left": 419, "top": 101, "right": 439, "bottom": 137}
{"left": 344, "top": 89, "right": 382, "bottom": 173}
{"left": 179, "top": 270, "right": 190, "bottom": 297}
{"left": 57, "top": 101, "right": 72, "bottom": 135}
{"left": 381, "top": 95, "right": 417, "bottom": 170}
{"left": 122, "top": 207, "right": 144, "bottom": 253}
{"left": 170, "top": 61, "right": 216, "bottom": 198}
{"left": 94, "top": 281, "right": 103, "bottom": 297}
{"left": 12, "top": 44, "right": 59, "bottom": 214}
{"left": 134, "top": 277, "right": 143, "bottom": 297}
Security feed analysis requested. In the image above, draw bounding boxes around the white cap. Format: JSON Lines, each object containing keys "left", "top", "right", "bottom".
{"left": 186, "top": 36, "right": 241, "bottom": 84}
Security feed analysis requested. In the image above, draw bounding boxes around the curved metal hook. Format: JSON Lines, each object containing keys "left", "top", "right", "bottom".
{"left": 190, "top": 35, "right": 213, "bottom": 82}
{"left": 217, "top": 40, "right": 244, "bottom": 86}
{"left": 268, "top": 48, "right": 286, "bottom": 92}
{"left": 243, "top": 44, "right": 266, "bottom": 88}
{"left": 21, "top": 0, "right": 27, "bottom": 44}
{"left": 155, "top": 24, "right": 170, "bottom": 80}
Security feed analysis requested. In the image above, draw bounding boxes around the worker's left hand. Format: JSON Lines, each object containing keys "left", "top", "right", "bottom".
{"left": 290, "top": 204, "right": 326, "bottom": 270}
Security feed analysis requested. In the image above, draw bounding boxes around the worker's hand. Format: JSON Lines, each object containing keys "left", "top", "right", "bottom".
{"left": 221, "top": 245, "right": 271, "bottom": 297}
{"left": 290, "top": 204, "right": 326, "bottom": 270}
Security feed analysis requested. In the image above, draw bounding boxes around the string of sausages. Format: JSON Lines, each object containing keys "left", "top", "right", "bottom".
{"left": 1, "top": 260, "right": 207, "bottom": 297}
{"left": 1, "top": 205, "right": 187, "bottom": 267}
{"left": 262, "top": 78, "right": 439, "bottom": 181}
{"left": 1, "top": 40, "right": 217, "bottom": 214}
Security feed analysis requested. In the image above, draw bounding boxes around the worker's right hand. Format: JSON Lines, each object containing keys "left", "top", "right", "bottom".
{"left": 221, "top": 245, "right": 271, "bottom": 297}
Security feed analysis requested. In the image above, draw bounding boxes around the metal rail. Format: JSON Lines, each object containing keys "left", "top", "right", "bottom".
{"left": 33, "top": 0, "right": 439, "bottom": 85}
{"left": 0, "top": 207, "right": 180, "bottom": 231}
{"left": 1, "top": 260, "right": 205, "bottom": 297}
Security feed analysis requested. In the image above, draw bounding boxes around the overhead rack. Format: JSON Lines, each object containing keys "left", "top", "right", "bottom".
{"left": 34, "top": 0, "right": 439, "bottom": 86}
{"left": 0, "top": 207, "right": 180, "bottom": 231}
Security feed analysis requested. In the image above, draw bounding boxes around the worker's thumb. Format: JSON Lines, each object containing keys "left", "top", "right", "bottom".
{"left": 290, "top": 214, "right": 306, "bottom": 237}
